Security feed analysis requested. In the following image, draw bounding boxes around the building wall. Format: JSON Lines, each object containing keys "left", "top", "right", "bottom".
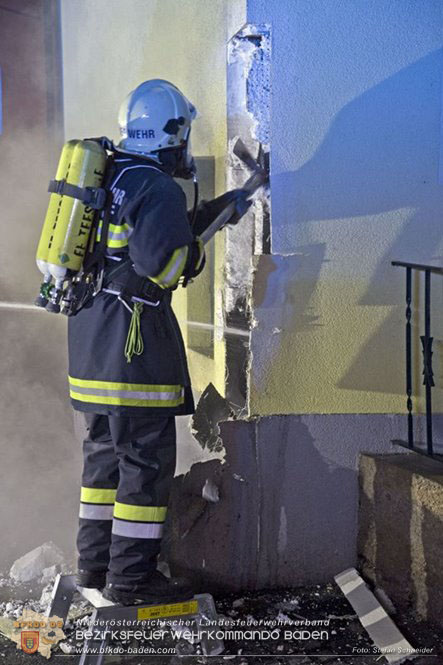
{"left": 167, "top": 413, "right": 420, "bottom": 591}
{"left": 62, "top": 0, "right": 237, "bottom": 160}
{"left": 61, "top": 0, "right": 246, "bottom": 399}
{"left": 165, "top": 0, "right": 443, "bottom": 590}
{"left": 247, "top": 0, "right": 443, "bottom": 416}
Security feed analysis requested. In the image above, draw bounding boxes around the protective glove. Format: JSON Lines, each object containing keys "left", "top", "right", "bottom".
{"left": 182, "top": 237, "right": 206, "bottom": 287}
{"left": 217, "top": 189, "right": 253, "bottom": 225}
{"left": 192, "top": 189, "right": 252, "bottom": 235}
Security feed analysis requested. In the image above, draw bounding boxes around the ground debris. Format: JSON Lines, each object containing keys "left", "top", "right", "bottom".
{"left": 0, "top": 579, "right": 440, "bottom": 664}
{"left": 9, "top": 543, "right": 65, "bottom": 584}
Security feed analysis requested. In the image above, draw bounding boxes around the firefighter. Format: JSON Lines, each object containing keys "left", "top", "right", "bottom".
{"left": 70, "top": 79, "right": 250, "bottom": 605}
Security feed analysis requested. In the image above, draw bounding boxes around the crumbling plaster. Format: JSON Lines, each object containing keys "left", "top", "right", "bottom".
{"left": 225, "top": 25, "right": 271, "bottom": 317}
{"left": 167, "top": 413, "right": 417, "bottom": 590}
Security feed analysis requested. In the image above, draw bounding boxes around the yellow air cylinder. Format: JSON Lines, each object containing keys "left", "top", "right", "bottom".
{"left": 36, "top": 140, "right": 77, "bottom": 275}
{"left": 35, "top": 139, "right": 107, "bottom": 310}
{"left": 45, "top": 140, "right": 107, "bottom": 275}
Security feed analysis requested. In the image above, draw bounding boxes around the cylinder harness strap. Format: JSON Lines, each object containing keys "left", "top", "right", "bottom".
{"left": 48, "top": 179, "right": 107, "bottom": 210}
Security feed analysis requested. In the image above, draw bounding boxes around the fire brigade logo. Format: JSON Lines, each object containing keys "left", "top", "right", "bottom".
{"left": 21, "top": 631, "right": 39, "bottom": 654}
{"left": 12, "top": 611, "right": 64, "bottom": 658}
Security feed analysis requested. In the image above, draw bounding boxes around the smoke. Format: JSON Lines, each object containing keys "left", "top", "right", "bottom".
{"left": 0, "top": 2, "right": 79, "bottom": 571}
{"left": 0, "top": 0, "right": 240, "bottom": 574}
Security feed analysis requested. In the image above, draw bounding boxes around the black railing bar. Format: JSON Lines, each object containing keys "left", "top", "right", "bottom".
{"left": 406, "top": 267, "right": 413, "bottom": 448}
{"left": 392, "top": 261, "right": 443, "bottom": 276}
{"left": 392, "top": 439, "right": 443, "bottom": 465}
{"left": 424, "top": 270, "right": 433, "bottom": 454}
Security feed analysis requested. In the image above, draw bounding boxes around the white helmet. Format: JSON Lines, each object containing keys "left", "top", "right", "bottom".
{"left": 118, "top": 79, "right": 197, "bottom": 157}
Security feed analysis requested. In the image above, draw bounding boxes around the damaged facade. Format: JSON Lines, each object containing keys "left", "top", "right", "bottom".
{"left": 167, "top": 0, "right": 443, "bottom": 591}
{"left": 1, "top": 0, "right": 442, "bottom": 605}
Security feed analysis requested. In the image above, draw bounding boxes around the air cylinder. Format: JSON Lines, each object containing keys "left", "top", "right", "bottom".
{"left": 35, "top": 140, "right": 107, "bottom": 312}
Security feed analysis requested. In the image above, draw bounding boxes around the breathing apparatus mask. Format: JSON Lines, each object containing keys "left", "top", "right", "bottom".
{"left": 155, "top": 132, "right": 195, "bottom": 180}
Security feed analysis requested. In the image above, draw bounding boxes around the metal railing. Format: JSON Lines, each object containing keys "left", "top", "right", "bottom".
{"left": 391, "top": 261, "right": 443, "bottom": 462}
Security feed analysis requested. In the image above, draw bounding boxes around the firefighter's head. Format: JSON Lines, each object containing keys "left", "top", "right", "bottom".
{"left": 118, "top": 79, "right": 197, "bottom": 178}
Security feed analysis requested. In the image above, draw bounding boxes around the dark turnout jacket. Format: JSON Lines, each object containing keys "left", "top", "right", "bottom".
{"left": 67, "top": 152, "right": 206, "bottom": 417}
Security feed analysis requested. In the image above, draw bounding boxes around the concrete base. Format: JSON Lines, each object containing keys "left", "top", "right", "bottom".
{"left": 358, "top": 453, "right": 443, "bottom": 626}
{"left": 165, "top": 413, "right": 410, "bottom": 593}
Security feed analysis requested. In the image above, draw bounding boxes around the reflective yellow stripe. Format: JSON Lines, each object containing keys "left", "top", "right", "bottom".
{"left": 81, "top": 487, "right": 117, "bottom": 504}
{"left": 150, "top": 246, "right": 188, "bottom": 289}
{"left": 69, "top": 378, "right": 185, "bottom": 407}
{"left": 107, "top": 237, "right": 129, "bottom": 249}
{"left": 70, "top": 391, "right": 184, "bottom": 407}
{"left": 114, "top": 502, "right": 167, "bottom": 522}
{"left": 96, "top": 221, "right": 131, "bottom": 247}
{"left": 69, "top": 377, "right": 182, "bottom": 392}
{"left": 108, "top": 222, "right": 131, "bottom": 233}
{"left": 98, "top": 221, "right": 131, "bottom": 234}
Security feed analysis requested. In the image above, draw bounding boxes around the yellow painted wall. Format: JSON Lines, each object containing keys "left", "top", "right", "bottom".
{"left": 61, "top": 0, "right": 246, "bottom": 396}
{"left": 250, "top": 253, "right": 443, "bottom": 415}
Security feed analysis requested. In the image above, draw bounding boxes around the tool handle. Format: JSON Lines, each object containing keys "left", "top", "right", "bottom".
{"left": 200, "top": 202, "right": 237, "bottom": 245}
{"left": 200, "top": 171, "right": 268, "bottom": 245}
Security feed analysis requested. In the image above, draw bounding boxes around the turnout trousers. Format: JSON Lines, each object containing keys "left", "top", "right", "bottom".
{"left": 77, "top": 413, "right": 176, "bottom": 586}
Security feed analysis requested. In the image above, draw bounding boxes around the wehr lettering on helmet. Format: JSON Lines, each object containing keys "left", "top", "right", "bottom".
{"left": 127, "top": 129, "right": 156, "bottom": 139}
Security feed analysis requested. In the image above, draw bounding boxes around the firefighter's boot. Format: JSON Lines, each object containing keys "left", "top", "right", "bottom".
{"left": 76, "top": 569, "right": 107, "bottom": 589}
{"left": 102, "top": 570, "right": 193, "bottom": 605}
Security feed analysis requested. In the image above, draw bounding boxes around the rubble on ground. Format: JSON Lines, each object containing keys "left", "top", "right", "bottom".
{"left": 0, "top": 573, "right": 441, "bottom": 664}
{"left": 9, "top": 542, "right": 65, "bottom": 583}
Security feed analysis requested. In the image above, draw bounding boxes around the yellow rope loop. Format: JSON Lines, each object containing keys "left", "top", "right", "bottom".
{"left": 124, "top": 302, "right": 144, "bottom": 363}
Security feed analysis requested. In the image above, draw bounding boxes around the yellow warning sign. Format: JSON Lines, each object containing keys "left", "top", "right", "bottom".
{"left": 137, "top": 599, "right": 199, "bottom": 621}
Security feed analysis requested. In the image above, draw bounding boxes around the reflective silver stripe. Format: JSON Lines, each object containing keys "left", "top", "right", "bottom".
{"left": 108, "top": 228, "right": 132, "bottom": 241}
{"left": 108, "top": 232, "right": 130, "bottom": 241}
{"left": 71, "top": 385, "right": 183, "bottom": 401}
{"left": 112, "top": 519, "right": 164, "bottom": 539}
{"left": 162, "top": 248, "right": 187, "bottom": 285}
{"left": 96, "top": 223, "right": 132, "bottom": 242}
{"left": 79, "top": 504, "right": 114, "bottom": 520}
